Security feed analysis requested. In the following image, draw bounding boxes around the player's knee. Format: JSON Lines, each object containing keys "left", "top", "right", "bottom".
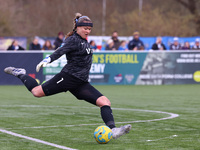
{"left": 32, "top": 90, "right": 41, "bottom": 98}
{"left": 31, "top": 86, "right": 45, "bottom": 98}
{"left": 96, "top": 96, "right": 111, "bottom": 107}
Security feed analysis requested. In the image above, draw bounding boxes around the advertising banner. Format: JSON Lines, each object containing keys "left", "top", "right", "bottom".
{"left": 1, "top": 51, "right": 200, "bottom": 85}
{"left": 42, "top": 51, "right": 200, "bottom": 85}
{"left": 42, "top": 52, "right": 147, "bottom": 85}
{"left": 136, "top": 51, "right": 200, "bottom": 85}
{"left": 89, "top": 52, "right": 147, "bottom": 84}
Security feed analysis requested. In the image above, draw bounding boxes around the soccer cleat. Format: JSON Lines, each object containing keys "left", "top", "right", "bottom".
{"left": 112, "top": 124, "right": 132, "bottom": 139}
{"left": 4, "top": 67, "right": 26, "bottom": 77}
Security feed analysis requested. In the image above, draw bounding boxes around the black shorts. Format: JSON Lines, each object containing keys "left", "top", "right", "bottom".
{"left": 42, "top": 71, "right": 103, "bottom": 105}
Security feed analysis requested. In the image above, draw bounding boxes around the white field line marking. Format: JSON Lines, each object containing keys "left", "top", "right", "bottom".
{"left": 146, "top": 134, "right": 178, "bottom": 142}
{"left": 0, "top": 129, "right": 78, "bottom": 150}
{"left": 1, "top": 105, "right": 179, "bottom": 130}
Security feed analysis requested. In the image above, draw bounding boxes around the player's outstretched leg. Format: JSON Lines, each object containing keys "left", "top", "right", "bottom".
{"left": 4, "top": 67, "right": 39, "bottom": 92}
{"left": 112, "top": 124, "right": 132, "bottom": 139}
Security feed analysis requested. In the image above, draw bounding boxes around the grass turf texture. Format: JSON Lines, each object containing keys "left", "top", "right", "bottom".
{"left": 0, "top": 85, "right": 199, "bottom": 150}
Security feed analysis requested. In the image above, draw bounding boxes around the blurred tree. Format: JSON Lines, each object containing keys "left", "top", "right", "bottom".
{"left": 0, "top": 2, "right": 13, "bottom": 36}
{"left": 0, "top": 11, "right": 12, "bottom": 35}
{"left": 0, "top": 0, "right": 199, "bottom": 37}
{"left": 107, "top": 5, "right": 195, "bottom": 36}
{"left": 175, "top": 0, "right": 200, "bottom": 34}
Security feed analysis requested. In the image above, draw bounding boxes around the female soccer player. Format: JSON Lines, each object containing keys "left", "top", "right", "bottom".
{"left": 4, "top": 13, "right": 131, "bottom": 139}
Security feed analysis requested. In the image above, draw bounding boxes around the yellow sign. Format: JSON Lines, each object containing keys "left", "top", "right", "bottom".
{"left": 193, "top": 71, "right": 200, "bottom": 82}
{"left": 93, "top": 54, "right": 139, "bottom": 64}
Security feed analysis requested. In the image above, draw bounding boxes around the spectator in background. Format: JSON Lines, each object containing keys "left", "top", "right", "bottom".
{"left": 170, "top": 37, "right": 181, "bottom": 50}
{"left": 182, "top": 41, "right": 191, "bottom": 50}
{"left": 29, "top": 38, "right": 41, "bottom": 50}
{"left": 128, "top": 31, "right": 144, "bottom": 50}
{"left": 151, "top": 36, "right": 166, "bottom": 50}
{"left": 111, "top": 31, "right": 120, "bottom": 50}
{"left": 54, "top": 32, "right": 64, "bottom": 49}
{"left": 192, "top": 38, "right": 200, "bottom": 50}
{"left": 42, "top": 40, "right": 53, "bottom": 50}
{"left": 7, "top": 40, "right": 25, "bottom": 51}
{"left": 90, "top": 40, "right": 98, "bottom": 51}
{"left": 118, "top": 40, "right": 128, "bottom": 51}
{"left": 105, "top": 39, "right": 116, "bottom": 50}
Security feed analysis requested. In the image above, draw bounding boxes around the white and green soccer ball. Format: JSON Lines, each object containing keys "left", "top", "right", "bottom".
{"left": 94, "top": 125, "right": 113, "bottom": 144}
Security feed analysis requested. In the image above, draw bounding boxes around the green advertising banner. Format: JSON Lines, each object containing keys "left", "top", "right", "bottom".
{"left": 42, "top": 51, "right": 200, "bottom": 85}
{"left": 89, "top": 52, "right": 147, "bottom": 84}
{"left": 42, "top": 52, "right": 147, "bottom": 84}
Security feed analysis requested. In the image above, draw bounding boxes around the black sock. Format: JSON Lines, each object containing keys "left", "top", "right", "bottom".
{"left": 100, "top": 105, "right": 116, "bottom": 129}
{"left": 18, "top": 74, "right": 39, "bottom": 92}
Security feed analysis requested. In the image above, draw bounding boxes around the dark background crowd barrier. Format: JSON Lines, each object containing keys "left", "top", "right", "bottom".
{"left": 0, "top": 52, "right": 43, "bottom": 85}
{"left": 1, "top": 51, "right": 200, "bottom": 85}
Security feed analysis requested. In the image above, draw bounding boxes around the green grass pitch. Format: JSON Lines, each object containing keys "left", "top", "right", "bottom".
{"left": 0, "top": 85, "right": 199, "bottom": 150}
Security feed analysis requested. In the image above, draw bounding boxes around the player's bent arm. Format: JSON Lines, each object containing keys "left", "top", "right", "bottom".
{"left": 36, "top": 42, "right": 69, "bottom": 72}
{"left": 36, "top": 37, "right": 77, "bottom": 72}
{"left": 36, "top": 46, "right": 68, "bottom": 72}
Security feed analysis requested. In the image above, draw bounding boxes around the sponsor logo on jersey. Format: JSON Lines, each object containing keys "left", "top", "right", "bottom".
{"left": 86, "top": 47, "right": 93, "bottom": 54}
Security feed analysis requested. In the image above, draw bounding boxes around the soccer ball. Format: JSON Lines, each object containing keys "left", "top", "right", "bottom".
{"left": 94, "top": 125, "right": 113, "bottom": 144}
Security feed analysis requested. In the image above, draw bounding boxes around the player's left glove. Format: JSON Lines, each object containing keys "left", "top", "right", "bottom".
{"left": 36, "top": 57, "right": 51, "bottom": 72}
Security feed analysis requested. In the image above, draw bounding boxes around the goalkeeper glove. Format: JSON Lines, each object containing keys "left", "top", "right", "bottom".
{"left": 36, "top": 57, "right": 51, "bottom": 72}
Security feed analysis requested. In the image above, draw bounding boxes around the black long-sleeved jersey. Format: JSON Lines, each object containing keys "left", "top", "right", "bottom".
{"left": 49, "top": 32, "right": 93, "bottom": 82}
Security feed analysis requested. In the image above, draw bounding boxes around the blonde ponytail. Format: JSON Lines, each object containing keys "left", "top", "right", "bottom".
{"left": 66, "top": 13, "right": 82, "bottom": 38}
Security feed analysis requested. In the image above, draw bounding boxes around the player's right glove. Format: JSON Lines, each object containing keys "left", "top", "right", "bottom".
{"left": 36, "top": 57, "right": 51, "bottom": 72}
